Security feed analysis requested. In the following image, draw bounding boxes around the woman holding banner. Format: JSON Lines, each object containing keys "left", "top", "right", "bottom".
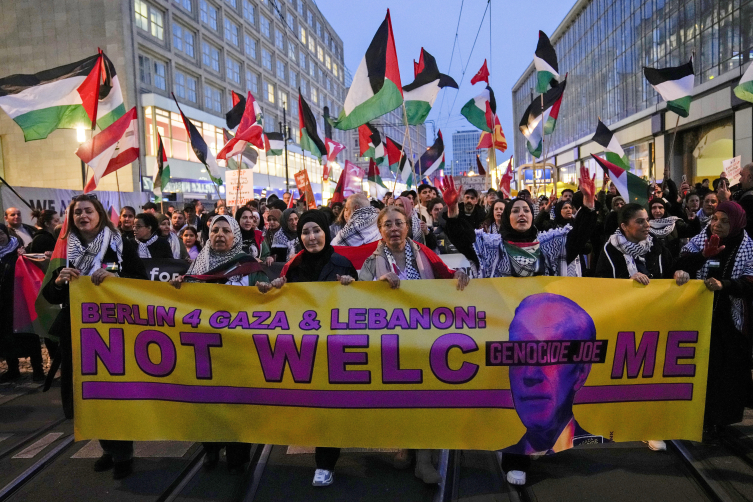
{"left": 133, "top": 213, "right": 173, "bottom": 259}
{"left": 359, "top": 205, "right": 469, "bottom": 485}
{"left": 674, "top": 201, "right": 753, "bottom": 436}
{"left": 42, "top": 194, "right": 147, "bottom": 480}
{"left": 257, "top": 210, "right": 356, "bottom": 488}
{"left": 440, "top": 167, "right": 596, "bottom": 487}
{"left": 169, "top": 214, "right": 270, "bottom": 471}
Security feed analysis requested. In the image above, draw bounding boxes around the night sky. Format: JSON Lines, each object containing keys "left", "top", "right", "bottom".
{"left": 314, "top": 0, "right": 574, "bottom": 167}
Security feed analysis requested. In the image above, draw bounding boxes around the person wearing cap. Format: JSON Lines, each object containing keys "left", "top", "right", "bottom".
{"left": 675, "top": 201, "right": 753, "bottom": 437}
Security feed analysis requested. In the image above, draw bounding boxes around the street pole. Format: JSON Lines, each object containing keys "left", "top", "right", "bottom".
{"left": 281, "top": 107, "right": 290, "bottom": 195}
{"left": 81, "top": 159, "right": 87, "bottom": 191}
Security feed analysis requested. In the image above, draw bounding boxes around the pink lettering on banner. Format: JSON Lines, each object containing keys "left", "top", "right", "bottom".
{"left": 80, "top": 328, "right": 125, "bottom": 376}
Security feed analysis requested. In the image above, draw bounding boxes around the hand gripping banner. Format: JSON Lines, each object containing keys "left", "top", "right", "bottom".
{"left": 71, "top": 277, "right": 711, "bottom": 452}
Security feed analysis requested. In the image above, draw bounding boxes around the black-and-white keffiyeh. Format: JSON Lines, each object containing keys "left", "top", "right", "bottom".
{"left": 696, "top": 208, "right": 712, "bottom": 226}
{"left": 67, "top": 227, "right": 123, "bottom": 276}
{"left": 409, "top": 209, "right": 423, "bottom": 243}
{"left": 609, "top": 230, "right": 653, "bottom": 277}
{"left": 137, "top": 233, "right": 159, "bottom": 259}
{"left": 682, "top": 230, "right": 753, "bottom": 331}
{"left": 539, "top": 224, "right": 582, "bottom": 277}
{"left": 0, "top": 235, "right": 18, "bottom": 260}
{"left": 383, "top": 241, "right": 421, "bottom": 280}
{"left": 167, "top": 232, "right": 182, "bottom": 259}
{"left": 648, "top": 216, "right": 681, "bottom": 237}
{"left": 471, "top": 228, "right": 569, "bottom": 278}
{"left": 186, "top": 215, "right": 245, "bottom": 283}
{"left": 271, "top": 230, "right": 299, "bottom": 261}
{"left": 331, "top": 206, "right": 380, "bottom": 246}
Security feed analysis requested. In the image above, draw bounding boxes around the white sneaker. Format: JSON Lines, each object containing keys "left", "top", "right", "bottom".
{"left": 506, "top": 469, "right": 526, "bottom": 486}
{"left": 647, "top": 440, "right": 667, "bottom": 451}
{"left": 312, "top": 469, "right": 334, "bottom": 487}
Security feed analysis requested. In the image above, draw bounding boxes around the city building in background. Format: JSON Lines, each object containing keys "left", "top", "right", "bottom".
{"left": 0, "top": 0, "right": 347, "bottom": 202}
{"left": 449, "top": 130, "right": 487, "bottom": 176}
{"left": 512, "top": 0, "right": 753, "bottom": 193}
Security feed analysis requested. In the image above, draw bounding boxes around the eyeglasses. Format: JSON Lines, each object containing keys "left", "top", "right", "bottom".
{"left": 381, "top": 220, "right": 406, "bottom": 229}
{"left": 133, "top": 224, "right": 146, "bottom": 230}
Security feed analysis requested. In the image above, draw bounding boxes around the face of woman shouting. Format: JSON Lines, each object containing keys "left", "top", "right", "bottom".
{"left": 509, "top": 200, "right": 532, "bottom": 232}
{"left": 209, "top": 220, "right": 234, "bottom": 252}
{"left": 73, "top": 201, "right": 100, "bottom": 240}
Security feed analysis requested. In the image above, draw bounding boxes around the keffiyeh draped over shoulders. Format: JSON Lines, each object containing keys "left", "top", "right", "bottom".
{"left": 331, "top": 206, "right": 380, "bottom": 246}
{"left": 538, "top": 224, "right": 582, "bottom": 277}
{"left": 67, "top": 227, "right": 123, "bottom": 276}
{"left": 186, "top": 215, "right": 246, "bottom": 283}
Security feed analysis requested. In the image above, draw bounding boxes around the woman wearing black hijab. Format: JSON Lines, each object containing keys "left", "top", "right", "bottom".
{"left": 257, "top": 210, "right": 356, "bottom": 487}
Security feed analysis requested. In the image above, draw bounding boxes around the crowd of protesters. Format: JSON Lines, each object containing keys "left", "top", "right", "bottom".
{"left": 0, "top": 163, "right": 752, "bottom": 486}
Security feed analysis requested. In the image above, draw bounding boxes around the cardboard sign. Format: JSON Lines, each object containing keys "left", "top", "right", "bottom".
{"left": 225, "top": 169, "right": 254, "bottom": 206}
{"left": 723, "top": 156, "right": 742, "bottom": 187}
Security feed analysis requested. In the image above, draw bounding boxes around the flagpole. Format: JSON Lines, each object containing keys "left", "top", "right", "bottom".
{"left": 114, "top": 169, "right": 122, "bottom": 209}
{"left": 235, "top": 152, "right": 242, "bottom": 212}
{"left": 664, "top": 114, "right": 681, "bottom": 190}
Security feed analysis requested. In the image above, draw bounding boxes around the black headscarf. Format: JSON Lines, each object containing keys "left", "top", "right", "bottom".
{"left": 280, "top": 208, "right": 299, "bottom": 240}
{"left": 647, "top": 197, "right": 667, "bottom": 220}
{"left": 500, "top": 198, "right": 538, "bottom": 243}
{"left": 235, "top": 207, "right": 259, "bottom": 255}
{"left": 294, "top": 210, "right": 334, "bottom": 282}
{"left": 554, "top": 200, "right": 574, "bottom": 227}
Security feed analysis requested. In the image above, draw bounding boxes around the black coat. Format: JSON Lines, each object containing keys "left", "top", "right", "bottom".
{"left": 144, "top": 236, "right": 174, "bottom": 259}
{"left": 595, "top": 237, "right": 673, "bottom": 280}
{"left": 28, "top": 228, "right": 56, "bottom": 253}
{"left": 286, "top": 251, "right": 357, "bottom": 283}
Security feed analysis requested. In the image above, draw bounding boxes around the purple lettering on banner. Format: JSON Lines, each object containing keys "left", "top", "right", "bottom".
{"left": 229, "top": 312, "right": 251, "bottom": 330}
{"left": 409, "top": 309, "right": 431, "bottom": 330}
{"left": 368, "top": 309, "right": 388, "bottom": 330}
{"left": 663, "top": 331, "right": 698, "bottom": 377}
{"left": 209, "top": 311, "right": 231, "bottom": 329}
{"left": 327, "top": 335, "right": 370, "bottom": 384}
{"left": 253, "top": 334, "right": 318, "bottom": 383}
{"left": 134, "top": 330, "right": 177, "bottom": 377}
{"left": 180, "top": 332, "right": 223, "bottom": 379}
{"left": 248, "top": 311, "right": 271, "bottom": 329}
{"left": 80, "top": 328, "right": 125, "bottom": 375}
{"left": 488, "top": 342, "right": 502, "bottom": 364}
{"left": 117, "top": 304, "right": 134, "bottom": 324}
{"left": 100, "top": 303, "right": 116, "bottom": 324}
{"left": 348, "top": 309, "right": 367, "bottom": 329}
{"left": 431, "top": 308, "right": 454, "bottom": 330}
{"left": 381, "top": 335, "right": 422, "bottom": 384}
{"left": 132, "top": 305, "right": 149, "bottom": 326}
{"left": 611, "top": 331, "right": 658, "bottom": 379}
{"left": 81, "top": 303, "right": 100, "bottom": 324}
{"left": 387, "top": 309, "right": 409, "bottom": 330}
{"left": 268, "top": 312, "right": 290, "bottom": 330}
{"left": 156, "top": 306, "right": 176, "bottom": 327}
{"left": 330, "top": 309, "right": 347, "bottom": 330}
{"left": 429, "top": 333, "right": 479, "bottom": 384}
{"left": 455, "top": 307, "right": 476, "bottom": 329}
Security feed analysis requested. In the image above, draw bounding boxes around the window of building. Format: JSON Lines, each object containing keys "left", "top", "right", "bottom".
{"left": 332, "top": 64, "right": 338, "bottom": 77}
{"left": 243, "top": 0, "right": 255, "bottom": 23}
{"left": 279, "top": 89, "right": 288, "bottom": 110}
{"left": 307, "top": 10, "right": 313, "bottom": 26}
{"left": 174, "top": 70, "right": 198, "bottom": 103}
{"left": 150, "top": 8, "right": 164, "bottom": 39}
{"left": 325, "top": 53, "right": 331, "bottom": 70}
{"left": 291, "top": 102, "right": 298, "bottom": 118}
{"left": 300, "top": 79, "right": 307, "bottom": 96}
{"left": 174, "top": 0, "right": 192, "bottom": 12}
{"left": 135, "top": 1, "right": 164, "bottom": 40}
{"left": 246, "top": 70, "right": 259, "bottom": 92}
{"left": 325, "top": 77, "right": 330, "bottom": 92}
{"left": 299, "top": 51, "right": 306, "bottom": 68}
{"left": 200, "top": 0, "right": 218, "bottom": 30}
{"left": 288, "top": 42, "right": 296, "bottom": 61}
{"left": 311, "top": 86, "right": 317, "bottom": 104}
{"left": 173, "top": 24, "right": 195, "bottom": 57}
{"left": 262, "top": 48, "right": 272, "bottom": 70}
{"left": 307, "top": 35, "right": 314, "bottom": 52}
{"left": 224, "top": 17, "right": 239, "bottom": 46}
{"left": 316, "top": 45, "right": 323, "bottom": 62}
{"left": 309, "top": 60, "right": 316, "bottom": 79}
{"left": 138, "top": 54, "right": 152, "bottom": 85}
{"left": 135, "top": 0, "right": 149, "bottom": 31}
{"left": 260, "top": 15, "right": 270, "bottom": 37}
{"left": 264, "top": 80, "right": 275, "bottom": 103}
{"left": 297, "top": 0, "right": 303, "bottom": 16}
{"left": 289, "top": 70, "right": 297, "bottom": 88}
{"left": 324, "top": 31, "right": 329, "bottom": 45}
{"left": 202, "top": 42, "right": 221, "bottom": 72}
{"left": 276, "top": 60, "right": 286, "bottom": 80}
{"left": 286, "top": 12, "right": 294, "bottom": 30}
{"left": 299, "top": 26, "right": 306, "bottom": 44}
{"left": 204, "top": 84, "right": 222, "bottom": 112}
{"left": 276, "top": 29, "right": 285, "bottom": 50}
{"left": 316, "top": 21, "right": 321, "bottom": 38}
{"left": 244, "top": 34, "right": 257, "bottom": 59}
{"left": 153, "top": 60, "right": 166, "bottom": 89}
{"left": 226, "top": 0, "right": 236, "bottom": 7}
{"left": 227, "top": 57, "right": 241, "bottom": 83}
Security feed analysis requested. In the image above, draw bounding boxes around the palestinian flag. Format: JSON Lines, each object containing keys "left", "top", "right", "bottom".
{"left": 323, "top": 137, "right": 346, "bottom": 181}
{"left": 402, "top": 49, "right": 457, "bottom": 125}
{"left": 476, "top": 102, "right": 507, "bottom": 152}
{"left": 153, "top": 131, "right": 170, "bottom": 196}
{"left": 384, "top": 135, "right": 408, "bottom": 174}
{"left": 0, "top": 52, "right": 124, "bottom": 141}
{"left": 266, "top": 131, "right": 285, "bottom": 156}
{"left": 592, "top": 120, "right": 630, "bottom": 170}
{"left": 367, "top": 158, "right": 389, "bottom": 198}
{"left": 475, "top": 155, "right": 486, "bottom": 176}
{"left": 217, "top": 92, "right": 264, "bottom": 159}
{"left": 534, "top": 31, "right": 559, "bottom": 93}
{"left": 78, "top": 107, "right": 139, "bottom": 193}
{"left": 172, "top": 94, "right": 222, "bottom": 182}
{"left": 299, "top": 91, "right": 325, "bottom": 158}
{"left": 734, "top": 62, "right": 753, "bottom": 103}
{"left": 399, "top": 156, "right": 414, "bottom": 189}
{"left": 34, "top": 211, "right": 68, "bottom": 340}
{"left": 591, "top": 154, "right": 648, "bottom": 206}
{"left": 358, "top": 122, "right": 385, "bottom": 160}
{"left": 470, "top": 60, "right": 490, "bottom": 86}
{"left": 417, "top": 130, "right": 445, "bottom": 178}
{"left": 223, "top": 129, "right": 259, "bottom": 169}
{"left": 643, "top": 58, "right": 694, "bottom": 118}
{"left": 460, "top": 85, "right": 496, "bottom": 132}
{"left": 226, "top": 90, "right": 263, "bottom": 129}
{"left": 518, "top": 78, "right": 567, "bottom": 157}
{"left": 332, "top": 10, "right": 402, "bottom": 130}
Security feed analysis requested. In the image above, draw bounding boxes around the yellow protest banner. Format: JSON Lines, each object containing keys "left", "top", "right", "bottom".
{"left": 71, "top": 277, "right": 711, "bottom": 452}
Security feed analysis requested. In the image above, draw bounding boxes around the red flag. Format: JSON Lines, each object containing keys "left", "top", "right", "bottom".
{"left": 79, "top": 107, "right": 139, "bottom": 193}
{"left": 287, "top": 190, "right": 297, "bottom": 208}
{"left": 109, "top": 205, "right": 119, "bottom": 227}
{"left": 500, "top": 158, "right": 513, "bottom": 197}
{"left": 217, "top": 91, "right": 264, "bottom": 159}
{"left": 13, "top": 256, "right": 46, "bottom": 332}
{"left": 77, "top": 50, "right": 104, "bottom": 128}
{"left": 330, "top": 161, "right": 364, "bottom": 204}
{"left": 470, "top": 59, "right": 489, "bottom": 85}
{"left": 323, "top": 137, "right": 346, "bottom": 181}
{"left": 414, "top": 48, "right": 426, "bottom": 78}
{"left": 476, "top": 155, "right": 486, "bottom": 176}
{"left": 231, "top": 90, "right": 243, "bottom": 107}
{"left": 476, "top": 103, "right": 507, "bottom": 153}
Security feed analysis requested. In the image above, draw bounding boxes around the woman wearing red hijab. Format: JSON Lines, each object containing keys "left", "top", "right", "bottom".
{"left": 675, "top": 201, "right": 753, "bottom": 436}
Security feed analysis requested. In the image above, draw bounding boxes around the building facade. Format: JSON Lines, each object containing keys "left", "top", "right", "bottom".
{"left": 0, "top": 0, "right": 347, "bottom": 201}
{"left": 512, "top": 0, "right": 753, "bottom": 192}
{"left": 450, "top": 129, "right": 487, "bottom": 176}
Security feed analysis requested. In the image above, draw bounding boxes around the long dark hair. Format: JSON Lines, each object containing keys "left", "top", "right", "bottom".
{"left": 31, "top": 209, "right": 57, "bottom": 229}
{"left": 63, "top": 195, "right": 116, "bottom": 239}
{"left": 179, "top": 225, "right": 202, "bottom": 252}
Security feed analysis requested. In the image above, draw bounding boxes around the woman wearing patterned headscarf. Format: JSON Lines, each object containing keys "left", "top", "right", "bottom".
{"left": 675, "top": 201, "right": 753, "bottom": 434}
{"left": 271, "top": 208, "right": 301, "bottom": 262}
{"left": 41, "top": 195, "right": 147, "bottom": 480}
{"left": 395, "top": 196, "right": 426, "bottom": 244}
{"left": 647, "top": 197, "right": 700, "bottom": 257}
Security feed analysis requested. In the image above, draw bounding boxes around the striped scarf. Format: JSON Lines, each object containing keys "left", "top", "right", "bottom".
{"left": 649, "top": 216, "right": 680, "bottom": 237}
{"left": 609, "top": 230, "right": 652, "bottom": 277}
{"left": 67, "top": 227, "right": 123, "bottom": 276}
{"left": 137, "top": 233, "right": 159, "bottom": 259}
{"left": 383, "top": 242, "right": 421, "bottom": 280}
